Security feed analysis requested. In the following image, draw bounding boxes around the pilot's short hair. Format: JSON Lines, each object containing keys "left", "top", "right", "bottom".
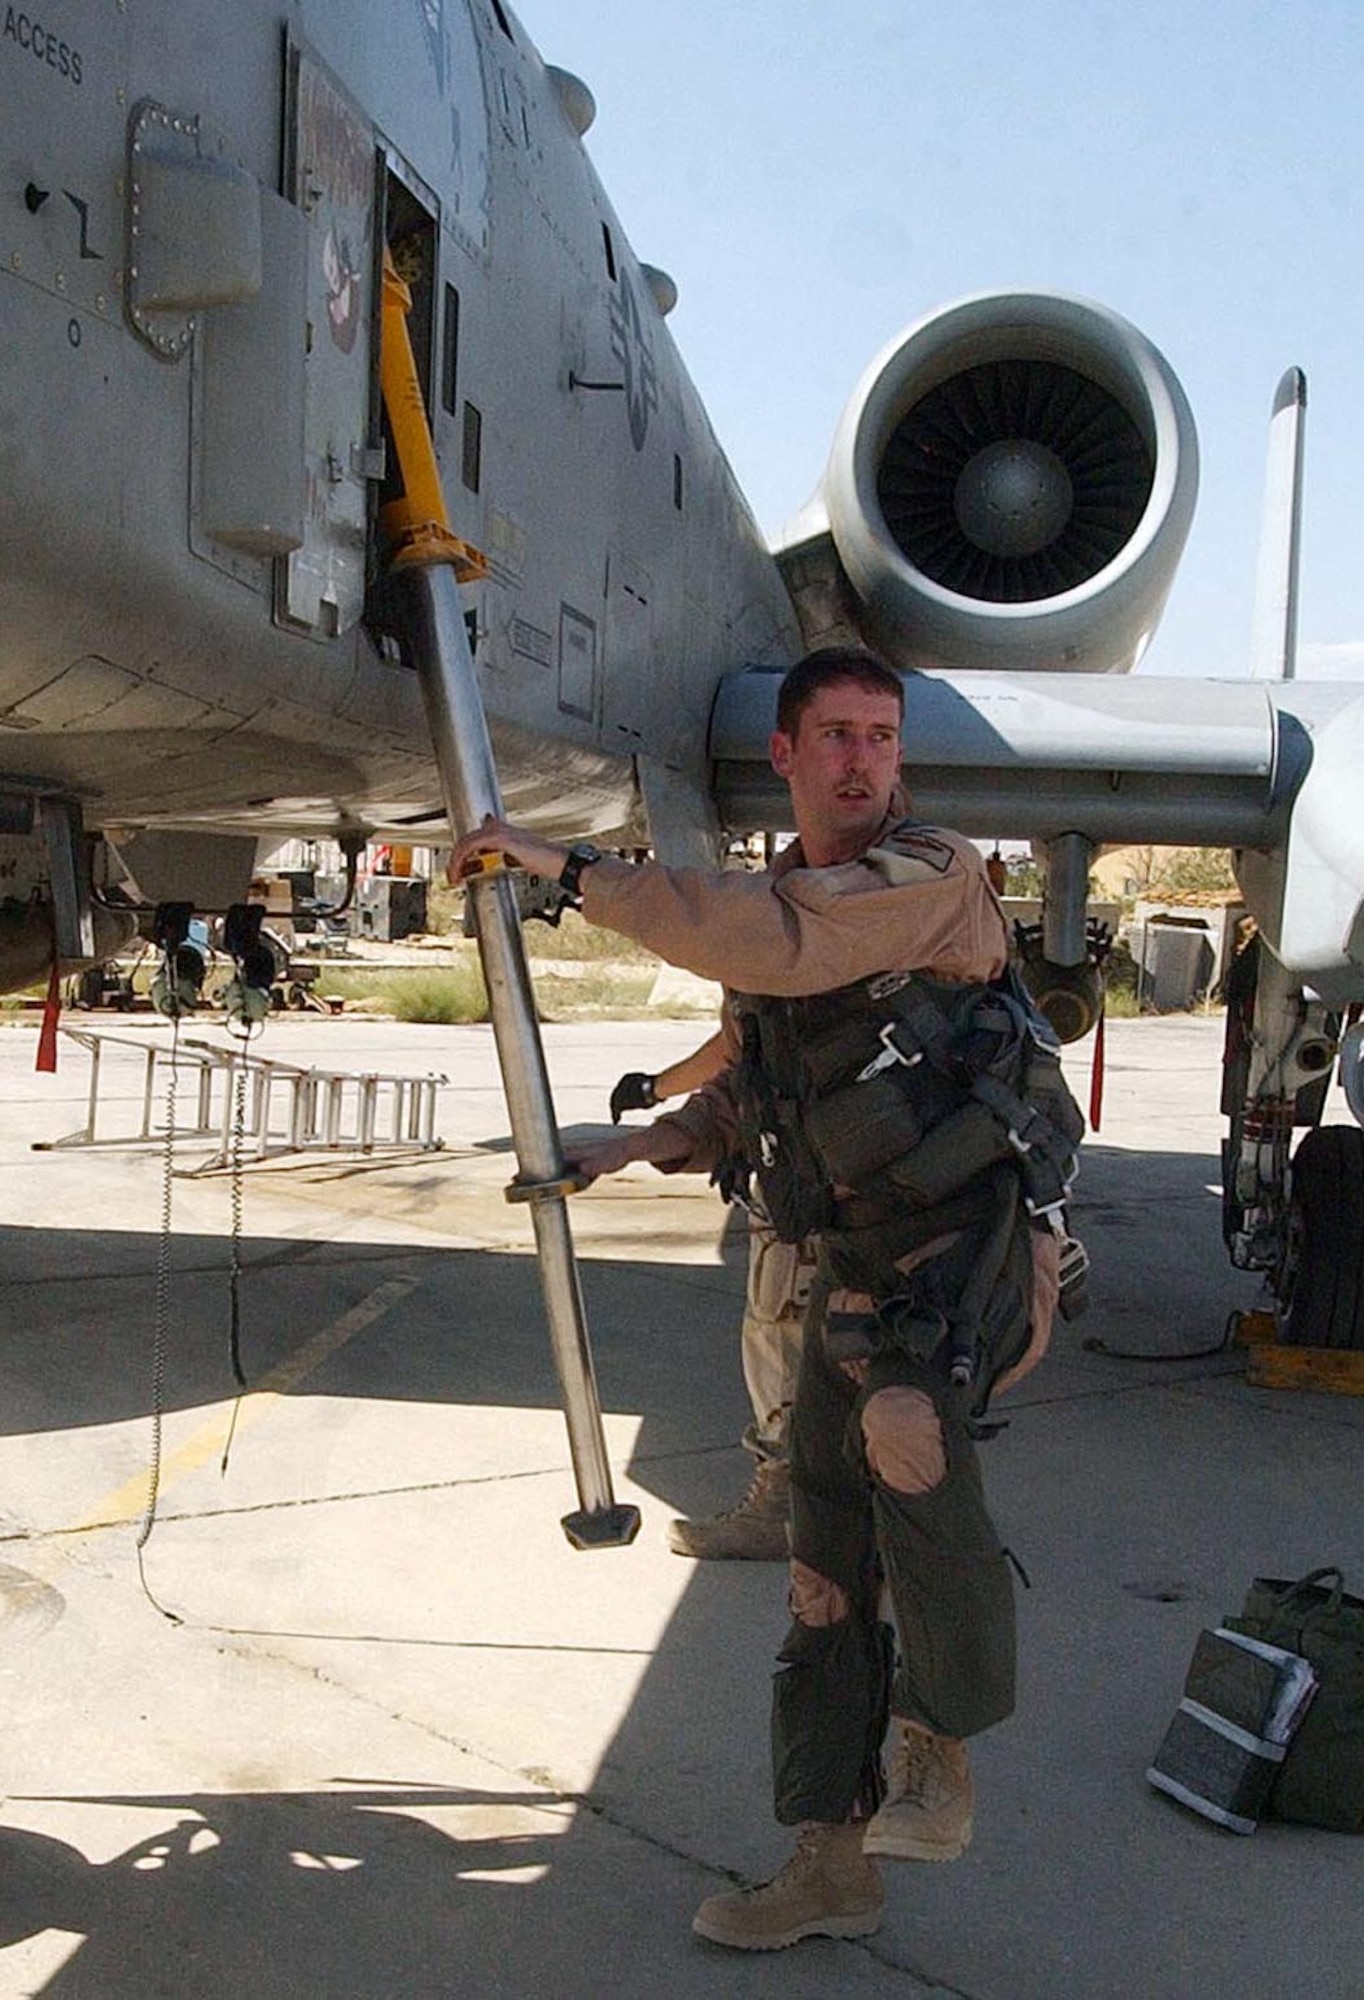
{"left": 776, "top": 647, "right": 904, "bottom": 739}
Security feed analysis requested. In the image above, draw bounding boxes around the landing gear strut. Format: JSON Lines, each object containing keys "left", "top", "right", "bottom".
{"left": 1221, "top": 933, "right": 1364, "bottom": 1349}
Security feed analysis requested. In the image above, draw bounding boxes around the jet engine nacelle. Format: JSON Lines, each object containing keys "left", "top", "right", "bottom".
{"left": 778, "top": 292, "right": 1199, "bottom": 676}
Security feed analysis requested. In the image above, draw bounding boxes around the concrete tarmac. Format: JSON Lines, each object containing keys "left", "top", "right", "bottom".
{"left": 1, "top": 1009, "right": 1361, "bottom": 1999}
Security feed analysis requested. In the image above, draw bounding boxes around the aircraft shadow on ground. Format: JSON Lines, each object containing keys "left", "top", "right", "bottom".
{"left": 0, "top": 1785, "right": 692, "bottom": 1999}
{"left": 0, "top": 1224, "right": 750, "bottom": 1451}
{"left": 0, "top": 1140, "right": 1233, "bottom": 1445}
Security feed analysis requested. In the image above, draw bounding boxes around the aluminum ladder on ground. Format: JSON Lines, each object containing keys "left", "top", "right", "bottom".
{"left": 34, "top": 1028, "right": 445, "bottom": 1174}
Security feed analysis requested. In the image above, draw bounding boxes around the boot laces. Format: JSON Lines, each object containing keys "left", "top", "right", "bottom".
{"left": 721, "top": 1457, "right": 787, "bottom": 1524}
{"left": 745, "top": 1822, "right": 836, "bottom": 1901}
{"left": 890, "top": 1723, "right": 939, "bottom": 1807}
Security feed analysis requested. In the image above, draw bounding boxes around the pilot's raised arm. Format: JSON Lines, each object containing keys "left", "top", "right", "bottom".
{"left": 583, "top": 820, "right": 1007, "bottom": 996}
{"left": 447, "top": 814, "right": 1007, "bottom": 999}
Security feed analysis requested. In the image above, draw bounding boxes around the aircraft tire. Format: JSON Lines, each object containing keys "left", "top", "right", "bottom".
{"left": 1280, "top": 1125, "right": 1364, "bottom": 1350}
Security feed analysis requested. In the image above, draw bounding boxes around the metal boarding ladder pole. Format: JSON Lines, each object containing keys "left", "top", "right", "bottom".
{"left": 379, "top": 253, "right": 639, "bottom": 1550}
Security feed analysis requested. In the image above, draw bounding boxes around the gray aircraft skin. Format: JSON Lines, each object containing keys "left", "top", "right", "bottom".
{"left": 3, "top": 0, "right": 1362, "bottom": 1327}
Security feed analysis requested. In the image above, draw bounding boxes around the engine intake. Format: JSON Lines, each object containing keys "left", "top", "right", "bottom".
{"left": 795, "top": 292, "right": 1198, "bottom": 675}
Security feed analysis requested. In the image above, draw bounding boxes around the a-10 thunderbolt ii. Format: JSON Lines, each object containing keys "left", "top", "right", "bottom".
{"left": 4, "top": 0, "right": 1362, "bottom": 1491}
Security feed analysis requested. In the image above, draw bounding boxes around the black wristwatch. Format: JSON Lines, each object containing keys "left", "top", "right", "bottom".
{"left": 558, "top": 841, "right": 603, "bottom": 901}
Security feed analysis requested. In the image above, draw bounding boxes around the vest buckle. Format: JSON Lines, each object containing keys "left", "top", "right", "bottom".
{"left": 856, "top": 1020, "right": 925, "bottom": 1083}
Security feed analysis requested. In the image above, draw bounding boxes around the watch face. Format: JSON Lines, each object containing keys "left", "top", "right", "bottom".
{"left": 560, "top": 843, "right": 602, "bottom": 896}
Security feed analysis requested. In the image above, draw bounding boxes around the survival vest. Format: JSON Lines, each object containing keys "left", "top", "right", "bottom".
{"left": 722, "top": 965, "right": 1085, "bottom": 1299}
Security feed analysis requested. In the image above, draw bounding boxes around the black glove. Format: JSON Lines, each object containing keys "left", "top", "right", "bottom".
{"left": 609, "top": 1071, "right": 657, "bottom": 1122}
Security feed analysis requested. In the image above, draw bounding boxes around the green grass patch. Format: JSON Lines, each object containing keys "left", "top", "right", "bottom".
{"left": 1102, "top": 983, "right": 1144, "bottom": 1019}
{"left": 425, "top": 879, "right": 660, "bottom": 964}
{"left": 315, "top": 958, "right": 680, "bottom": 1024}
{"left": 520, "top": 907, "right": 661, "bottom": 962}
{"left": 534, "top": 966, "right": 660, "bottom": 1018}
{"left": 319, "top": 963, "right": 489, "bottom": 1024}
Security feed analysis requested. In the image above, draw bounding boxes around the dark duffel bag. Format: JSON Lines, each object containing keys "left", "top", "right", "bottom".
{"left": 1225, "top": 1567, "right": 1364, "bottom": 1831}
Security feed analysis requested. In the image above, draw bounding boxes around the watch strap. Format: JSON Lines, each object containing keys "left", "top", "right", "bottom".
{"left": 558, "top": 843, "right": 602, "bottom": 900}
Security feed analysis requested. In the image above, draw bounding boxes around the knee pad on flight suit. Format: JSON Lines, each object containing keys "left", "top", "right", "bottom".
{"left": 860, "top": 1383, "right": 947, "bottom": 1493}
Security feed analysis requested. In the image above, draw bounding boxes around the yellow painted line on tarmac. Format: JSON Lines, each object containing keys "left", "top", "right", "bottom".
{"left": 57, "top": 1276, "right": 419, "bottom": 1543}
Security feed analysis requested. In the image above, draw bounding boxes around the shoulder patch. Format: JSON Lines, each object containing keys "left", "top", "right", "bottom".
{"left": 872, "top": 822, "right": 957, "bottom": 875}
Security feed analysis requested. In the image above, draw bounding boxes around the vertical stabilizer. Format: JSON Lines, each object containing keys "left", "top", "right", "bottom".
{"left": 1249, "top": 368, "right": 1307, "bottom": 681}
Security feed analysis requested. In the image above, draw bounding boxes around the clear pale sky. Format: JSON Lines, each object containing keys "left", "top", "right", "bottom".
{"left": 514, "top": 0, "right": 1364, "bottom": 679}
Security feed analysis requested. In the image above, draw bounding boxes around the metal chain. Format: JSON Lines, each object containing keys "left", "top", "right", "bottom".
{"left": 137, "top": 1022, "right": 179, "bottom": 1553}
{"left": 136, "top": 1016, "right": 185, "bottom": 1624}
{"left": 219, "top": 1008, "right": 265, "bottom": 1479}
{"left": 227, "top": 1052, "right": 248, "bottom": 1388}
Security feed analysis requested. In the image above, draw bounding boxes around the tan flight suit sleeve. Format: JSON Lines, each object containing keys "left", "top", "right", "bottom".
{"left": 581, "top": 823, "right": 1008, "bottom": 994}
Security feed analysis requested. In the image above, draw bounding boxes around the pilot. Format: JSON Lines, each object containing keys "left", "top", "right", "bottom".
{"left": 609, "top": 1030, "right": 816, "bottom": 1562}
{"left": 449, "top": 646, "right": 1072, "bottom": 1953}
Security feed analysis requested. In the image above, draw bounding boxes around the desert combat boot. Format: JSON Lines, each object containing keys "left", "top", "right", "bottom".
{"left": 692, "top": 1822, "right": 883, "bottom": 1951}
{"left": 862, "top": 1717, "right": 974, "bottom": 1861}
{"left": 666, "top": 1455, "right": 789, "bottom": 1560}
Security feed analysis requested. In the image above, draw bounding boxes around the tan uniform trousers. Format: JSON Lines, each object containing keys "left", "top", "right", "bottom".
{"left": 740, "top": 1224, "right": 816, "bottom": 1462}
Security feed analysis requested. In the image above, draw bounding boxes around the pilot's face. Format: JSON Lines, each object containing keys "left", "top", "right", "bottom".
{"left": 770, "top": 679, "right": 903, "bottom": 867}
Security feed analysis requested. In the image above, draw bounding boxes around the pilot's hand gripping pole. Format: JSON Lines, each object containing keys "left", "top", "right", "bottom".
{"left": 379, "top": 254, "right": 639, "bottom": 1550}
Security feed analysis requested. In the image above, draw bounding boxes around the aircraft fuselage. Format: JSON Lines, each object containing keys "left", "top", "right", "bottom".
{"left": 1, "top": 0, "right": 797, "bottom": 847}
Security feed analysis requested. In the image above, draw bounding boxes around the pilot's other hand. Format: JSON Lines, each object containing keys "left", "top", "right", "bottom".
{"left": 567, "top": 1122, "right": 691, "bottom": 1183}
{"left": 609, "top": 1072, "right": 657, "bottom": 1122}
{"left": 567, "top": 1131, "right": 654, "bottom": 1183}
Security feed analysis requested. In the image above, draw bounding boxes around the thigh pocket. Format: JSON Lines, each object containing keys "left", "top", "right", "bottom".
{"left": 772, "top": 1616, "right": 893, "bottom": 1826}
